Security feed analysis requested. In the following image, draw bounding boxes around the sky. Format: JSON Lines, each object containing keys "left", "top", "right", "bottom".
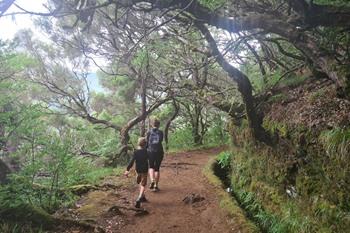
{"left": 0, "top": 0, "right": 47, "bottom": 40}
{"left": 0, "top": 0, "right": 104, "bottom": 92}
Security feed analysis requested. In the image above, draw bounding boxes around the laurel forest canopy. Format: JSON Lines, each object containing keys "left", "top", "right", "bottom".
{"left": 0, "top": 0, "right": 349, "bottom": 232}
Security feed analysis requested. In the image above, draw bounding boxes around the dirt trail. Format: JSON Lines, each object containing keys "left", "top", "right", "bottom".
{"left": 120, "top": 147, "right": 235, "bottom": 233}
{"left": 55, "top": 147, "right": 237, "bottom": 233}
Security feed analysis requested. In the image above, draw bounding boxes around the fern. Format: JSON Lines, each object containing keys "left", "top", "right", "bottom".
{"left": 217, "top": 151, "right": 232, "bottom": 168}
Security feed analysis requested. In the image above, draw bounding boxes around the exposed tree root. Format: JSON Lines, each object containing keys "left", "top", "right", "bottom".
{"left": 54, "top": 217, "right": 105, "bottom": 233}
{"left": 108, "top": 205, "right": 148, "bottom": 213}
{"left": 31, "top": 183, "right": 121, "bottom": 196}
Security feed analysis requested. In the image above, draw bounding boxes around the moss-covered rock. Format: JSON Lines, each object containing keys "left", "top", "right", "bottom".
{"left": 0, "top": 203, "right": 55, "bottom": 228}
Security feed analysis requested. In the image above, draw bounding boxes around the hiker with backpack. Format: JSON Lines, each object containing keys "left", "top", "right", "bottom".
{"left": 146, "top": 118, "right": 164, "bottom": 192}
{"left": 124, "top": 137, "right": 149, "bottom": 208}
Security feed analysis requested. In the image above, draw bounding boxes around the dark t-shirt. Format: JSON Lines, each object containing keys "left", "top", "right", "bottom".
{"left": 146, "top": 128, "right": 164, "bottom": 153}
{"left": 126, "top": 149, "right": 149, "bottom": 173}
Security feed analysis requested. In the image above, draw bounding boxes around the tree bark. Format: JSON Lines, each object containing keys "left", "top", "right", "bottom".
{"left": 195, "top": 23, "right": 272, "bottom": 145}
{"left": 0, "top": 121, "right": 11, "bottom": 184}
{"left": 164, "top": 99, "right": 180, "bottom": 151}
{"left": 54, "top": 0, "right": 350, "bottom": 92}
{"left": 0, "top": 158, "right": 11, "bottom": 184}
{"left": 114, "top": 0, "right": 350, "bottom": 29}
{"left": 140, "top": 75, "right": 147, "bottom": 137}
{"left": 192, "top": 103, "right": 203, "bottom": 145}
{"left": 113, "top": 97, "right": 171, "bottom": 166}
{"left": 0, "top": 0, "right": 16, "bottom": 17}
{"left": 154, "top": 0, "right": 350, "bottom": 95}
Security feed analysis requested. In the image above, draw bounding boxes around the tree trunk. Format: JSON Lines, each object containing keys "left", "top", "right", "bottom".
{"left": 0, "top": 0, "right": 16, "bottom": 17}
{"left": 196, "top": 23, "right": 272, "bottom": 145}
{"left": 111, "top": 97, "right": 171, "bottom": 166}
{"left": 0, "top": 158, "right": 11, "bottom": 184}
{"left": 0, "top": 121, "right": 11, "bottom": 183}
{"left": 164, "top": 99, "right": 180, "bottom": 151}
{"left": 140, "top": 76, "right": 147, "bottom": 137}
{"left": 192, "top": 124, "right": 202, "bottom": 145}
{"left": 192, "top": 103, "right": 203, "bottom": 145}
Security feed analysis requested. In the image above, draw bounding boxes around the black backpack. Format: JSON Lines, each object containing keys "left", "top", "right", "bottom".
{"left": 148, "top": 129, "right": 161, "bottom": 152}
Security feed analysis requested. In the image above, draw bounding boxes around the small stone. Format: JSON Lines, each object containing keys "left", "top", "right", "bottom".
{"left": 183, "top": 193, "right": 205, "bottom": 204}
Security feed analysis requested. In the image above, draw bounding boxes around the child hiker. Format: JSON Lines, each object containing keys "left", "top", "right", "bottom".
{"left": 124, "top": 137, "right": 149, "bottom": 208}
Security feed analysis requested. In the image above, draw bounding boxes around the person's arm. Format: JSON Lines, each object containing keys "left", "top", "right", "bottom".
{"left": 126, "top": 153, "right": 136, "bottom": 171}
{"left": 160, "top": 130, "right": 164, "bottom": 143}
{"left": 146, "top": 131, "right": 150, "bottom": 149}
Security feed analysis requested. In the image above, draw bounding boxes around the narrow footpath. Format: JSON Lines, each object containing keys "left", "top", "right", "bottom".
{"left": 55, "top": 147, "right": 239, "bottom": 233}
{"left": 120, "top": 147, "right": 235, "bottom": 233}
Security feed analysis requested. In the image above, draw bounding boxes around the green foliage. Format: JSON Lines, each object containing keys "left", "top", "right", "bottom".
{"left": 99, "top": 74, "right": 136, "bottom": 102}
{"left": 278, "top": 75, "right": 308, "bottom": 89}
{"left": 309, "top": 88, "right": 327, "bottom": 103}
{"left": 243, "top": 61, "right": 307, "bottom": 94}
{"left": 226, "top": 149, "right": 319, "bottom": 233}
{"left": 167, "top": 126, "right": 195, "bottom": 151}
{"left": 0, "top": 222, "right": 44, "bottom": 233}
{"left": 204, "top": 116, "right": 230, "bottom": 147}
{"left": 263, "top": 118, "right": 289, "bottom": 137}
{"left": 217, "top": 151, "right": 231, "bottom": 168}
{"left": 131, "top": 48, "right": 149, "bottom": 68}
{"left": 5, "top": 53, "right": 35, "bottom": 70}
{"left": 268, "top": 93, "right": 288, "bottom": 103}
{"left": 315, "top": 0, "right": 350, "bottom": 6}
{"left": 198, "top": 0, "right": 227, "bottom": 10}
{"left": 226, "top": 122, "right": 350, "bottom": 233}
{"left": 204, "top": 158, "right": 259, "bottom": 233}
{"left": 242, "top": 60, "right": 268, "bottom": 93}
{"left": 319, "top": 128, "right": 350, "bottom": 159}
{"left": 2, "top": 127, "right": 117, "bottom": 212}
{"left": 0, "top": 157, "right": 117, "bottom": 214}
{"left": 167, "top": 115, "right": 229, "bottom": 151}
{"left": 0, "top": 102, "right": 118, "bottom": 218}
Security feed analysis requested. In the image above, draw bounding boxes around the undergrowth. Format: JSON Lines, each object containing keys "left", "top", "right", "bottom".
{"left": 220, "top": 118, "right": 350, "bottom": 233}
{"left": 0, "top": 222, "right": 44, "bottom": 233}
{"left": 167, "top": 123, "right": 229, "bottom": 152}
{"left": 0, "top": 156, "right": 121, "bottom": 232}
{"left": 215, "top": 150, "right": 316, "bottom": 233}
{"left": 319, "top": 128, "right": 350, "bottom": 160}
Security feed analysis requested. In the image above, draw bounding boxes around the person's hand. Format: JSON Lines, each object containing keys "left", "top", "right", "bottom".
{"left": 124, "top": 170, "right": 130, "bottom": 177}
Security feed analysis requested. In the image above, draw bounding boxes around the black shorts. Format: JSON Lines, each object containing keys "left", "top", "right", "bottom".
{"left": 148, "top": 151, "right": 164, "bottom": 172}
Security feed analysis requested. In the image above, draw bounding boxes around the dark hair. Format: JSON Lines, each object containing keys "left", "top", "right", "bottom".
{"left": 152, "top": 118, "right": 160, "bottom": 128}
{"left": 137, "top": 137, "right": 147, "bottom": 149}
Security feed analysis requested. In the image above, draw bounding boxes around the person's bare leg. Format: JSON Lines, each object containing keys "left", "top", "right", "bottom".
{"left": 149, "top": 168, "right": 155, "bottom": 186}
{"left": 154, "top": 156, "right": 163, "bottom": 188}
{"left": 155, "top": 171, "right": 160, "bottom": 187}
{"left": 135, "top": 184, "right": 145, "bottom": 208}
{"left": 139, "top": 185, "right": 145, "bottom": 199}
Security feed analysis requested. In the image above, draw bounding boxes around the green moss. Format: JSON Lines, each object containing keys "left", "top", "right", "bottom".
{"left": 228, "top": 132, "right": 350, "bottom": 233}
{"left": 268, "top": 93, "right": 289, "bottom": 103}
{"left": 198, "top": 0, "right": 227, "bottom": 10}
{"left": 263, "top": 119, "right": 289, "bottom": 137}
{"left": 309, "top": 88, "right": 328, "bottom": 103}
{"left": 279, "top": 75, "right": 308, "bottom": 88}
{"left": 203, "top": 158, "right": 259, "bottom": 233}
{"left": 319, "top": 128, "right": 350, "bottom": 159}
{"left": 77, "top": 191, "right": 111, "bottom": 219}
{"left": 0, "top": 204, "right": 55, "bottom": 228}
{"left": 0, "top": 222, "right": 44, "bottom": 233}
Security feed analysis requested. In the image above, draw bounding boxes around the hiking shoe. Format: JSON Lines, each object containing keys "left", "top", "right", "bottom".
{"left": 153, "top": 186, "right": 160, "bottom": 192}
{"left": 135, "top": 199, "right": 141, "bottom": 208}
{"left": 149, "top": 181, "right": 155, "bottom": 189}
{"left": 140, "top": 196, "right": 148, "bottom": 202}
